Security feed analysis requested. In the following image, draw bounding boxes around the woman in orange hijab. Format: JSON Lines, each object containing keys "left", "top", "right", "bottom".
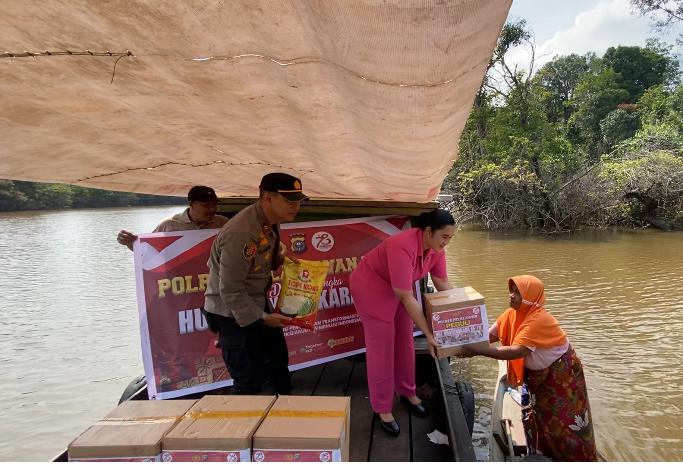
{"left": 461, "top": 275, "right": 597, "bottom": 461}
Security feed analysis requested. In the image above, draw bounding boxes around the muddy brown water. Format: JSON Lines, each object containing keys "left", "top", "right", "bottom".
{"left": 446, "top": 227, "right": 683, "bottom": 461}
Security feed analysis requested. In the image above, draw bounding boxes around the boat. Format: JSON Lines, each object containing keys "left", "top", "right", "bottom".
{"left": 490, "top": 361, "right": 531, "bottom": 462}
{"left": 490, "top": 361, "right": 606, "bottom": 462}
{"left": 4, "top": 1, "right": 514, "bottom": 461}
{"left": 45, "top": 199, "right": 480, "bottom": 462}
{"left": 54, "top": 357, "right": 478, "bottom": 462}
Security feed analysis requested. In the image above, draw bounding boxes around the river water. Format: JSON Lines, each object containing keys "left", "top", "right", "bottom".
{"left": 1, "top": 207, "right": 681, "bottom": 461}
{"left": 447, "top": 227, "right": 683, "bottom": 461}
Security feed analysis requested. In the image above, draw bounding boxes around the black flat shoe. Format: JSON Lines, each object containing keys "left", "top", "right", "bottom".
{"left": 400, "top": 396, "right": 428, "bottom": 418}
{"left": 374, "top": 413, "right": 400, "bottom": 436}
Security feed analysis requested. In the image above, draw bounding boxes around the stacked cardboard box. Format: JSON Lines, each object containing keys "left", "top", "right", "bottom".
{"left": 68, "top": 400, "right": 196, "bottom": 462}
{"left": 252, "top": 395, "right": 350, "bottom": 462}
{"left": 424, "top": 286, "right": 490, "bottom": 358}
{"left": 162, "top": 395, "right": 276, "bottom": 462}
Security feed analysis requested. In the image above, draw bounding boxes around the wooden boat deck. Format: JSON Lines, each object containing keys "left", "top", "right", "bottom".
{"left": 53, "top": 348, "right": 475, "bottom": 462}
{"left": 289, "top": 353, "right": 474, "bottom": 462}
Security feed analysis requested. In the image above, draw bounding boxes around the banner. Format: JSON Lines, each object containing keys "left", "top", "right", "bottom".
{"left": 134, "top": 215, "right": 411, "bottom": 399}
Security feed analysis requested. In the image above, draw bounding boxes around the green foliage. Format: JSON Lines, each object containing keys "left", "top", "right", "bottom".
{"left": 534, "top": 54, "right": 592, "bottom": 123}
{"left": 615, "top": 123, "right": 683, "bottom": 154}
{"left": 0, "top": 180, "right": 183, "bottom": 212}
{"left": 601, "top": 152, "right": 683, "bottom": 228}
{"left": 493, "top": 19, "right": 531, "bottom": 63}
{"left": 568, "top": 68, "right": 630, "bottom": 157}
{"left": 449, "top": 19, "right": 683, "bottom": 232}
{"left": 600, "top": 108, "right": 641, "bottom": 148}
{"left": 445, "top": 163, "right": 545, "bottom": 230}
{"left": 638, "top": 84, "right": 683, "bottom": 130}
{"left": 603, "top": 45, "right": 679, "bottom": 101}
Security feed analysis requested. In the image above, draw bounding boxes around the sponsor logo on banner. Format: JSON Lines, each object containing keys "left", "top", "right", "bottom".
{"left": 290, "top": 233, "right": 306, "bottom": 254}
{"left": 311, "top": 231, "right": 334, "bottom": 252}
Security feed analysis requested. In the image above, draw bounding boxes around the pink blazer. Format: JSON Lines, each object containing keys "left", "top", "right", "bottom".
{"left": 350, "top": 228, "right": 447, "bottom": 322}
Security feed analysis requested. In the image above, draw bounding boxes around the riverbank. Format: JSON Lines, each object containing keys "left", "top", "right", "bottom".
{"left": 448, "top": 218, "right": 683, "bottom": 235}
{"left": 0, "top": 180, "right": 183, "bottom": 212}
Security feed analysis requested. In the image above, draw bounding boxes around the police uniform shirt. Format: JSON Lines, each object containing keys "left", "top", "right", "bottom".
{"left": 203, "top": 202, "right": 279, "bottom": 327}
{"left": 153, "top": 208, "right": 228, "bottom": 232}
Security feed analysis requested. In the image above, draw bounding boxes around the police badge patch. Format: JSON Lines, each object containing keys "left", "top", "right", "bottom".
{"left": 289, "top": 233, "right": 306, "bottom": 254}
{"left": 243, "top": 241, "right": 257, "bottom": 260}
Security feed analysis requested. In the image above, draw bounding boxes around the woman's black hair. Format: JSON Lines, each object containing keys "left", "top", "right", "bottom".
{"left": 414, "top": 209, "right": 455, "bottom": 231}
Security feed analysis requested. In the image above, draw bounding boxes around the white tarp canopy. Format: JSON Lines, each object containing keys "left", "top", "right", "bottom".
{"left": 0, "top": 0, "right": 511, "bottom": 202}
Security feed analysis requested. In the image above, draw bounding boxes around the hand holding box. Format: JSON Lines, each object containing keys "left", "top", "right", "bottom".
{"left": 423, "top": 287, "right": 490, "bottom": 359}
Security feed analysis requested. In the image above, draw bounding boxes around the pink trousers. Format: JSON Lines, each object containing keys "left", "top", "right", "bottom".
{"left": 358, "top": 306, "right": 416, "bottom": 414}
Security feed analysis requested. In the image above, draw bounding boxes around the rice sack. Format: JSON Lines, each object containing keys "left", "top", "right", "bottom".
{"left": 276, "top": 257, "right": 328, "bottom": 330}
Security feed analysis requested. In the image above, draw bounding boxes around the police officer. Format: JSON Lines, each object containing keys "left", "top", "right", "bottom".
{"left": 117, "top": 185, "right": 228, "bottom": 250}
{"left": 203, "top": 173, "right": 308, "bottom": 394}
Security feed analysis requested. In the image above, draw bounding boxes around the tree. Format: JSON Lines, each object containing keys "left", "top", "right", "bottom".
{"left": 600, "top": 108, "right": 641, "bottom": 148}
{"left": 534, "top": 54, "right": 593, "bottom": 123}
{"left": 467, "top": 19, "right": 536, "bottom": 162}
{"left": 449, "top": 16, "right": 683, "bottom": 232}
{"left": 603, "top": 45, "right": 679, "bottom": 102}
{"left": 0, "top": 180, "right": 183, "bottom": 211}
{"left": 484, "top": 19, "right": 536, "bottom": 97}
{"left": 568, "top": 68, "right": 630, "bottom": 157}
{"left": 638, "top": 83, "right": 683, "bottom": 129}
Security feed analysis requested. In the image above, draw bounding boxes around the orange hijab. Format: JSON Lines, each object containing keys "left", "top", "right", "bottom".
{"left": 496, "top": 275, "right": 567, "bottom": 386}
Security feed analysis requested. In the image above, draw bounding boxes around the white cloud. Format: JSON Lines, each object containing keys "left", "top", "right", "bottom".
{"left": 505, "top": 0, "right": 675, "bottom": 74}
{"left": 540, "top": 0, "right": 650, "bottom": 60}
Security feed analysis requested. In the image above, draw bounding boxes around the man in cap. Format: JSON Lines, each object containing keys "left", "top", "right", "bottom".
{"left": 203, "top": 172, "right": 308, "bottom": 394}
{"left": 117, "top": 185, "right": 228, "bottom": 250}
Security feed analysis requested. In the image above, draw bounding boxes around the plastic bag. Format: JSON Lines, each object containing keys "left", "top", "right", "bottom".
{"left": 276, "top": 257, "right": 328, "bottom": 330}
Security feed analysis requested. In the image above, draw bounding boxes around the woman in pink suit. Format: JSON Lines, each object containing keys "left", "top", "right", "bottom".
{"left": 350, "top": 209, "right": 455, "bottom": 436}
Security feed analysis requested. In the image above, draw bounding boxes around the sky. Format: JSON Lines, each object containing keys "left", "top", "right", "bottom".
{"left": 504, "top": 0, "right": 682, "bottom": 72}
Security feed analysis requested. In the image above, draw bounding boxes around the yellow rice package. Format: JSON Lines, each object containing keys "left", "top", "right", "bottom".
{"left": 276, "top": 257, "right": 328, "bottom": 330}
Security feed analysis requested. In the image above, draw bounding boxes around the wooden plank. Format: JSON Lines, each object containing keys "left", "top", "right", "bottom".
{"left": 217, "top": 197, "right": 439, "bottom": 216}
{"left": 369, "top": 396, "right": 411, "bottom": 462}
{"left": 345, "top": 361, "right": 374, "bottom": 462}
{"left": 501, "top": 393, "right": 527, "bottom": 454}
{"left": 313, "top": 359, "right": 355, "bottom": 396}
{"left": 218, "top": 198, "right": 439, "bottom": 208}
{"left": 289, "top": 364, "right": 325, "bottom": 396}
{"left": 436, "top": 358, "right": 477, "bottom": 462}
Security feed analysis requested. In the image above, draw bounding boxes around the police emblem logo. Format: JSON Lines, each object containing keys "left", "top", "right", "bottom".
{"left": 243, "top": 241, "right": 257, "bottom": 261}
{"left": 289, "top": 233, "right": 306, "bottom": 254}
{"left": 293, "top": 179, "right": 301, "bottom": 190}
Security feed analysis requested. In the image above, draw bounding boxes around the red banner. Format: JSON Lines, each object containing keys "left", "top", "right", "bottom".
{"left": 134, "top": 216, "right": 410, "bottom": 399}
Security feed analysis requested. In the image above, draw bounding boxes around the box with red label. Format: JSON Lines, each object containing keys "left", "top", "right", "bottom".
{"left": 67, "top": 400, "right": 197, "bottom": 462}
{"left": 423, "top": 286, "right": 490, "bottom": 359}
{"left": 161, "top": 395, "right": 276, "bottom": 462}
{"left": 252, "top": 395, "right": 350, "bottom": 462}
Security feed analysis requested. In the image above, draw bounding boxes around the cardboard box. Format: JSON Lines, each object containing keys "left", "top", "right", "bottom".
{"left": 68, "top": 400, "right": 196, "bottom": 462}
{"left": 423, "top": 286, "right": 490, "bottom": 359}
{"left": 162, "top": 395, "right": 276, "bottom": 462}
{"left": 252, "top": 395, "right": 350, "bottom": 462}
